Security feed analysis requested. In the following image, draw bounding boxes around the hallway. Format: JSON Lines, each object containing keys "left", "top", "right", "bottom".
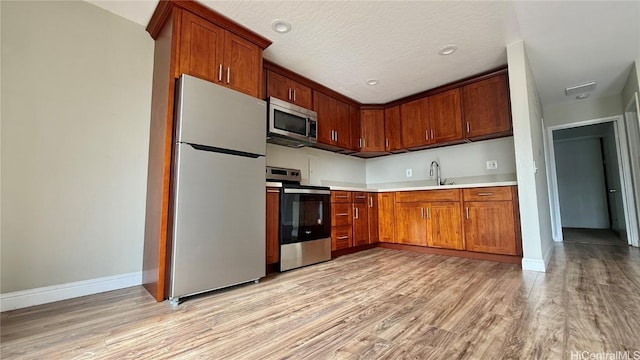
{"left": 563, "top": 227, "right": 628, "bottom": 246}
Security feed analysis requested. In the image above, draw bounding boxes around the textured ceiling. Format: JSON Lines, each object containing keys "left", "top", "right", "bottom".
{"left": 87, "top": 0, "right": 640, "bottom": 107}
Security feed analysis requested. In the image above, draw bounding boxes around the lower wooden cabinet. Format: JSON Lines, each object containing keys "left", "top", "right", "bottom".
{"left": 394, "top": 201, "right": 462, "bottom": 249}
{"left": 378, "top": 193, "right": 396, "bottom": 243}
{"left": 352, "top": 202, "right": 369, "bottom": 246}
{"left": 462, "top": 187, "right": 518, "bottom": 255}
{"left": 367, "top": 193, "right": 379, "bottom": 243}
{"left": 332, "top": 226, "right": 353, "bottom": 250}
{"left": 266, "top": 188, "right": 280, "bottom": 265}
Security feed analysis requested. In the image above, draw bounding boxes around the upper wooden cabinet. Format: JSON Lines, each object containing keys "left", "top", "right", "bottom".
{"left": 400, "top": 98, "right": 430, "bottom": 148}
{"left": 178, "top": 11, "right": 262, "bottom": 97}
{"left": 266, "top": 70, "right": 312, "bottom": 109}
{"left": 314, "top": 92, "right": 352, "bottom": 149}
{"left": 358, "top": 110, "right": 385, "bottom": 152}
{"left": 384, "top": 106, "right": 402, "bottom": 152}
{"left": 462, "top": 74, "right": 511, "bottom": 140}
{"left": 428, "top": 89, "right": 463, "bottom": 144}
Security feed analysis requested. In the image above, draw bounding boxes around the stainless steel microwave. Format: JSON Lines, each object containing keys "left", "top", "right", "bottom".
{"left": 267, "top": 97, "right": 318, "bottom": 148}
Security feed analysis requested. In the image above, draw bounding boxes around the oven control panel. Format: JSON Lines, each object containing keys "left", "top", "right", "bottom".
{"left": 266, "top": 166, "right": 302, "bottom": 183}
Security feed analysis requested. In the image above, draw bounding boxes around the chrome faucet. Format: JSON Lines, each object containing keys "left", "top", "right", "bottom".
{"left": 429, "top": 161, "right": 442, "bottom": 186}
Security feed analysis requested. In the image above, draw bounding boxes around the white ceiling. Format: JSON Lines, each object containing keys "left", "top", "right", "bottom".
{"left": 88, "top": 0, "right": 640, "bottom": 107}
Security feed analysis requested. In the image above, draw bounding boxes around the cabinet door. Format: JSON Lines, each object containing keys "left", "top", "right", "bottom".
{"left": 378, "top": 193, "right": 396, "bottom": 243}
{"left": 265, "top": 188, "right": 280, "bottom": 264}
{"left": 332, "top": 226, "right": 352, "bottom": 250}
{"left": 426, "top": 202, "right": 463, "bottom": 250}
{"left": 464, "top": 201, "right": 516, "bottom": 255}
{"left": 350, "top": 106, "right": 362, "bottom": 151}
{"left": 335, "top": 100, "right": 352, "bottom": 149}
{"left": 360, "top": 110, "right": 385, "bottom": 152}
{"left": 400, "top": 98, "right": 430, "bottom": 148}
{"left": 384, "top": 106, "right": 402, "bottom": 151}
{"left": 266, "top": 71, "right": 292, "bottom": 102}
{"left": 179, "top": 11, "right": 225, "bottom": 84}
{"left": 314, "top": 91, "right": 333, "bottom": 145}
{"left": 368, "top": 194, "right": 379, "bottom": 244}
{"left": 352, "top": 203, "right": 369, "bottom": 246}
{"left": 429, "top": 89, "right": 462, "bottom": 143}
{"left": 394, "top": 202, "right": 427, "bottom": 246}
{"left": 223, "top": 31, "right": 261, "bottom": 97}
{"left": 291, "top": 82, "right": 312, "bottom": 109}
{"left": 462, "top": 74, "right": 511, "bottom": 139}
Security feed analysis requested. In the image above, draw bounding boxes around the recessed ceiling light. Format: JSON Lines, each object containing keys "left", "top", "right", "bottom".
{"left": 576, "top": 93, "right": 590, "bottom": 100}
{"left": 366, "top": 78, "right": 379, "bottom": 86}
{"left": 439, "top": 45, "right": 458, "bottom": 56}
{"left": 271, "top": 20, "right": 291, "bottom": 34}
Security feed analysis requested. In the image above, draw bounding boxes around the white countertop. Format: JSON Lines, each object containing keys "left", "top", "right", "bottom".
{"left": 321, "top": 174, "right": 518, "bottom": 192}
{"left": 267, "top": 174, "right": 517, "bottom": 192}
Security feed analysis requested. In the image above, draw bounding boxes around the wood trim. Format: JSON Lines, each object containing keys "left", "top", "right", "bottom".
{"left": 385, "top": 66, "right": 509, "bottom": 108}
{"left": 331, "top": 243, "right": 377, "bottom": 259}
{"left": 264, "top": 61, "right": 360, "bottom": 107}
{"left": 360, "top": 104, "right": 386, "bottom": 111}
{"left": 377, "top": 243, "right": 522, "bottom": 265}
{"left": 512, "top": 186, "right": 523, "bottom": 257}
{"left": 147, "top": 1, "right": 272, "bottom": 50}
{"left": 146, "top": 1, "right": 174, "bottom": 39}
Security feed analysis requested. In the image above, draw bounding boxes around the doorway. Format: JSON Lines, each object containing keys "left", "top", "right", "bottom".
{"left": 546, "top": 115, "right": 639, "bottom": 246}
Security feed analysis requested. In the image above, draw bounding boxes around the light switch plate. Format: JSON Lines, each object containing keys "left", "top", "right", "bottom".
{"left": 406, "top": 168, "right": 413, "bottom": 177}
{"left": 486, "top": 160, "right": 498, "bottom": 170}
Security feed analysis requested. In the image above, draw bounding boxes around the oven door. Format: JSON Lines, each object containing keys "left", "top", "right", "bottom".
{"left": 279, "top": 188, "right": 331, "bottom": 245}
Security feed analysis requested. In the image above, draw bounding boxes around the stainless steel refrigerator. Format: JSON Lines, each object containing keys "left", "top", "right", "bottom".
{"left": 169, "top": 74, "right": 266, "bottom": 305}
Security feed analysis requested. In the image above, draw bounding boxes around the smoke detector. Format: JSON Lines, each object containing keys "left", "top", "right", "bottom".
{"left": 565, "top": 81, "right": 596, "bottom": 96}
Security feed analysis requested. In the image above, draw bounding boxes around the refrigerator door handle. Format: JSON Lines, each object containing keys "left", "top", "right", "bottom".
{"left": 188, "top": 143, "right": 262, "bottom": 159}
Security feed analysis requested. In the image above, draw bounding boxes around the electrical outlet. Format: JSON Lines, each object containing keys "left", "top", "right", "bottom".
{"left": 405, "top": 168, "right": 413, "bottom": 177}
{"left": 486, "top": 160, "right": 498, "bottom": 170}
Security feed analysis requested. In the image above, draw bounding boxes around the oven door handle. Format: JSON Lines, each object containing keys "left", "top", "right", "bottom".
{"left": 283, "top": 188, "right": 331, "bottom": 195}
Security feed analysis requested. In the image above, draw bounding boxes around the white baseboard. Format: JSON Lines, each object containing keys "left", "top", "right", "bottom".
{"left": 0, "top": 271, "right": 142, "bottom": 312}
{"left": 521, "top": 258, "right": 547, "bottom": 272}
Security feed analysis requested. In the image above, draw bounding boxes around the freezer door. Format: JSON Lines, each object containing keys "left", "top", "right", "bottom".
{"left": 170, "top": 143, "right": 266, "bottom": 299}
{"left": 176, "top": 74, "right": 266, "bottom": 156}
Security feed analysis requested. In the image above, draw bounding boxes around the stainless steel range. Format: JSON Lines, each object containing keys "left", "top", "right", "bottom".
{"left": 266, "top": 166, "right": 331, "bottom": 271}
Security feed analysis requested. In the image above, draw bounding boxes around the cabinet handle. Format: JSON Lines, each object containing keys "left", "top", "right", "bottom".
{"left": 218, "top": 64, "right": 223, "bottom": 82}
{"left": 335, "top": 131, "right": 338, "bottom": 142}
{"left": 426, "top": 207, "right": 430, "bottom": 219}
{"left": 430, "top": 129, "right": 434, "bottom": 140}
{"left": 293, "top": 89, "right": 296, "bottom": 102}
{"left": 337, "top": 236, "right": 349, "bottom": 240}
{"left": 226, "top": 67, "right": 231, "bottom": 84}
{"left": 420, "top": 208, "right": 424, "bottom": 218}
{"left": 476, "top": 192, "right": 494, "bottom": 196}
{"left": 465, "top": 207, "right": 470, "bottom": 220}
{"left": 386, "top": 138, "right": 389, "bottom": 148}
{"left": 266, "top": 189, "right": 280, "bottom": 193}
{"left": 369, "top": 196, "right": 373, "bottom": 208}
{"left": 354, "top": 207, "right": 359, "bottom": 219}
{"left": 336, "top": 195, "right": 348, "bottom": 198}
{"left": 425, "top": 130, "right": 429, "bottom": 140}
{"left": 466, "top": 121, "right": 470, "bottom": 134}
{"left": 288, "top": 88, "right": 292, "bottom": 100}
{"left": 362, "top": 138, "right": 366, "bottom": 148}
{"left": 359, "top": 138, "right": 362, "bottom": 148}
{"left": 356, "top": 195, "right": 366, "bottom": 199}
{"left": 336, "top": 212, "right": 349, "bottom": 216}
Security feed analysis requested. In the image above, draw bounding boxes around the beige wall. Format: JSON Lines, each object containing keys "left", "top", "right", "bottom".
{"left": 543, "top": 95, "right": 623, "bottom": 127}
{"left": 1, "top": 1, "right": 153, "bottom": 293}
{"left": 507, "top": 40, "right": 553, "bottom": 270}
{"left": 622, "top": 60, "right": 639, "bottom": 108}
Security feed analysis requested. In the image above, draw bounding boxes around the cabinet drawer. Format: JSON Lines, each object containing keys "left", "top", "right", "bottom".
{"left": 332, "top": 226, "right": 353, "bottom": 250}
{"left": 463, "top": 187, "right": 512, "bottom": 202}
{"left": 331, "top": 191, "right": 352, "bottom": 203}
{"left": 352, "top": 192, "right": 368, "bottom": 203}
{"left": 331, "top": 203, "right": 352, "bottom": 226}
{"left": 395, "top": 189, "right": 461, "bottom": 203}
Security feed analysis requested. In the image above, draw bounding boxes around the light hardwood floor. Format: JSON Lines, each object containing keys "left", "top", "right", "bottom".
{"left": 2, "top": 243, "right": 640, "bottom": 359}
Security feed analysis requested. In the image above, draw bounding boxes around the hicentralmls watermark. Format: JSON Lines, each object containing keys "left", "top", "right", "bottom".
{"left": 570, "top": 351, "right": 640, "bottom": 360}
